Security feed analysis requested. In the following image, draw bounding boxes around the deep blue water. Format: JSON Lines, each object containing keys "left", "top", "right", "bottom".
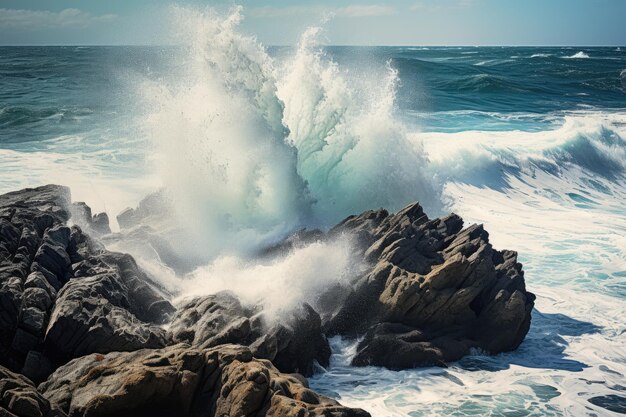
{"left": 2, "top": 46, "right": 625, "bottom": 146}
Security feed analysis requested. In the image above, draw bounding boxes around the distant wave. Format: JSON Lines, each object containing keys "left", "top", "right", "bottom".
{"left": 420, "top": 113, "right": 626, "bottom": 190}
{"left": 530, "top": 53, "right": 551, "bottom": 58}
{"left": 563, "top": 51, "right": 590, "bottom": 59}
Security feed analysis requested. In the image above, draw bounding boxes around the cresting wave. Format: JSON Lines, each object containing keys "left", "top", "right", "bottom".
{"left": 140, "top": 6, "right": 440, "bottom": 259}
{"left": 421, "top": 112, "right": 626, "bottom": 187}
{"left": 564, "top": 51, "right": 590, "bottom": 59}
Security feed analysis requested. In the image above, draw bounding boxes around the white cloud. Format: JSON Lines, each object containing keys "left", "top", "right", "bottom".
{"left": 249, "top": 4, "right": 397, "bottom": 19}
{"left": 335, "top": 5, "right": 397, "bottom": 17}
{"left": 0, "top": 8, "right": 117, "bottom": 31}
{"left": 410, "top": 0, "right": 476, "bottom": 11}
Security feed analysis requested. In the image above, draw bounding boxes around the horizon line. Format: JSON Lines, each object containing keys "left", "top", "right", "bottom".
{"left": 0, "top": 43, "right": 624, "bottom": 48}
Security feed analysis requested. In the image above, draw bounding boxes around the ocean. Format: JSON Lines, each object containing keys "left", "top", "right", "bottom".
{"left": 1, "top": 20, "right": 625, "bottom": 417}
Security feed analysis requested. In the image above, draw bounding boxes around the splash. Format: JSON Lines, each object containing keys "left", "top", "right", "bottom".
{"left": 277, "top": 27, "right": 440, "bottom": 223}
{"left": 146, "top": 235, "right": 359, "bottom": 320}
{"left": 141, "top": 6, "right": 440, "bottom": 257}
{"left": 141, "top": 6, "right": 312, "bottom": 257}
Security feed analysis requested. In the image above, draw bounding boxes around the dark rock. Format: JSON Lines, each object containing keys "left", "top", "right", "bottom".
{"left": 0, "top": 186, "right": 174, "bottom": 381}
{"left": 44, "top": 252, "right": 174, "bottom": 361}
{"left": 0, "top": 365, "right": 66, "bottom": 417}
{"left": 38, "top": 344, "right": 369, "bottom": 417}
{"left": 323, "top": 202, "right": 535, "bottom": 369}
{"left": 169, "top": 292, "right": 330, "bottom": 376}
{"left": 91, "top": 213, "right": 111, "bottom": 235}
{"left": 20, "top": 352, "right": 53, "bottom": 384}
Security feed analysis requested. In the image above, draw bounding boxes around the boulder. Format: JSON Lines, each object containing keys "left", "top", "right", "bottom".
{"left": 38, "top": 344, "right": 369, "bottom": 417}
{"left": 169, "top": 292, "right": 330, "bottom": 376}
{"left": 324, "top": 202, "right": 535, "bottom": 369}
{"left": 0, "top": 186, "right": 174, "bottom": 382}
{"left": 0, "top": 365, "right": 66, "bottom": 417}
{"left": 43, "top": 252, "right": 173, "bottom": 362}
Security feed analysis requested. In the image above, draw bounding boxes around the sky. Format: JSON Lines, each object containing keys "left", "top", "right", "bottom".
{"left": 0, "top": 0, "right": 625, "bottom": 46}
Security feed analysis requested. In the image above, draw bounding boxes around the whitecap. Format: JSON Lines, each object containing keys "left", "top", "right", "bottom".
{"left": 563, "top": 51, "right": 590, "bottom": 59}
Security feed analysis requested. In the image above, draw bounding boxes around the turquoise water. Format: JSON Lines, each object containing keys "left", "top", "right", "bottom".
{"left": 1, "top": 39, "right": 625, "bottom": 416}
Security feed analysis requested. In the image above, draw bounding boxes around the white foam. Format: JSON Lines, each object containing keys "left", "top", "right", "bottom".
{"left": 138, "top": 7, "right": 440, "bottom": 258}
{"left": 145, "top": 235, "right": 359, "bottom": 321}
{"left": 563, "top": 51, "right": 590, "bottom": 59}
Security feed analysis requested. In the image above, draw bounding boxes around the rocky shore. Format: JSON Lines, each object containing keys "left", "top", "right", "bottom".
{"left": 0, "top": 185, "right": 534, "bottom": 416}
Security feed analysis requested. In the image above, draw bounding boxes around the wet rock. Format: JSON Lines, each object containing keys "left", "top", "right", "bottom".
{"left": 38, "top": 344, "right": 369, "bottom": 417}
{"left": 0, "top": 186, "right": 174, "bottom": 381}
{"left": 91, "top": 213, "right": 111, "bottom": 235}
{"left": 169, "top": 292, "right": 330, "bottom": 376}
{"left": 324, "top": 202, "right": 535, "bottom": 369}
{"left": 0, "top": 365, "right": 66, "bottom": 417}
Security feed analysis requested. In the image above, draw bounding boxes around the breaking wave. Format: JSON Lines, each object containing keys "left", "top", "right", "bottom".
{"left": 140, "top": 6, "right": 439, "bottom": 256}
{"left": 563, "top": 51, "right": 590, "bottom": 59}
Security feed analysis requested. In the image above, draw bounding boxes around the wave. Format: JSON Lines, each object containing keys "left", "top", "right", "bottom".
{"left": 563, "top": 51, "right": 590, "bottom": 59}
{"left": 0, "top": 105, "right": 93, "bottom": 128}
{"left": 530, "top": 53, "right": 551, "bottom": 58}
{"left": 421, "top": 113, "right": 626, "bottom": 188}
{"left": 140, "top": 6, "right": 439, "bottom": 258}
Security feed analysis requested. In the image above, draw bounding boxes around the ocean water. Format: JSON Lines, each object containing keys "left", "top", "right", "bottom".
{"left": 1, "top": 9, "right": 625, "bottom": 416}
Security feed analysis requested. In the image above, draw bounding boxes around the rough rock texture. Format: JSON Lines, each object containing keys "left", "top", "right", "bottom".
{"left": 2, "top": 184, "right": 535, "bottom": 416}
{"left": 325, "top": 202, "right": 535, "bottom": 369}
{"left": 0, "top": 185, "right": 175, "bottom": 382}
{"left": 168, "top": 292, "right": 330, "bottom": 377}
{"left": 38, "top": 344, "right": 369, "bottom": 417}
{"left": 106, "top": 191, "right": 202, "bottom": 274}
{"left": 44, "top": 251, "right": 174, "bottom": 363}
{"left": 0, "top": 365, "right": 66, "bottom": 417}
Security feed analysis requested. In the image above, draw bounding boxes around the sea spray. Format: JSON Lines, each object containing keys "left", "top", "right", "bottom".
{"left": 141, "top": 6, "right": 312, "bottom": 259}
{"left": 139, "top": 235, "right": 360, "bottom": 322}
{"left": 278, "top": 26, "right": 441, "bottom": 223}
{"left": 140, "top": 6, "right": 441, "bottom": 263}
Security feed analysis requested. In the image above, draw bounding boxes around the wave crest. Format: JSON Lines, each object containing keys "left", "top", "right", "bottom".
{"left": 563, "top": 51, "right": 590, "bottom": 59}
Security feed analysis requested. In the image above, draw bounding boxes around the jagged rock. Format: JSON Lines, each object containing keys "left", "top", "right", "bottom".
{"left": 44, "top": 252, "right": 174, "bottom": 362}
{"left": 69, "top": 203, "right": 111, "bottom": 237}
{"left": 38, "top": 344, "right": 369, "bottom": 417}
{"left": 91, "top": 213, "right": 111, "bottom": 235}
{"left": 325, "top": 202, "right": 535, "bottom": 369}
{"left": 0, "top": 365, "right": 66, "bottom": 417}
{"left": 169, "top": 292, "right": 330, "bottom": 377}
{"left": 116, "top": 190, "right": 170, "bottom": 231}
{"left": 0, "top": 186, "right": 174, "bottom": 383}
{"left": 107, "top": 191, "right": 204, "bottom": 273}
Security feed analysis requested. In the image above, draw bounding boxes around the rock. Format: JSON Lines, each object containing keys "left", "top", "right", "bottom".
{"left": 91, "top": 213, "right": 111, "bottom": 235}
{"left": 0, "top": 186, "right": 174, "bottom": 382}
{"left": 0, "top": 365, "right": 66, "bottom": 417}
{"left": 38, "top": 344, "right": 369, "bottom": 417}
{"left": 44, "top": 252, "right": 174, "bottom": 362}
{"left": 70, "top": 203, "right": 110, "bottom": 236}
{"left": 169, "top": 292, "right": 330, "bottom": 376}
{"left": 115, "top": 190, "right": 170, "bottom": 231}
{"left": 324, "top": 202, "right": 535, "bottom": 369}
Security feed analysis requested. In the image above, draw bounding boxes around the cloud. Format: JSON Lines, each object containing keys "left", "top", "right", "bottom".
{"left": 410, "top": 0, "right": 476, "bottom": 11}
{"left": 336, "top": 5, "right": 397, "bottom": 17}
{"left": 249, "top": 4, "right": 397, "bottom": 19}
{"left": 0, "top": 8, "right": 117, "bottom": 31}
